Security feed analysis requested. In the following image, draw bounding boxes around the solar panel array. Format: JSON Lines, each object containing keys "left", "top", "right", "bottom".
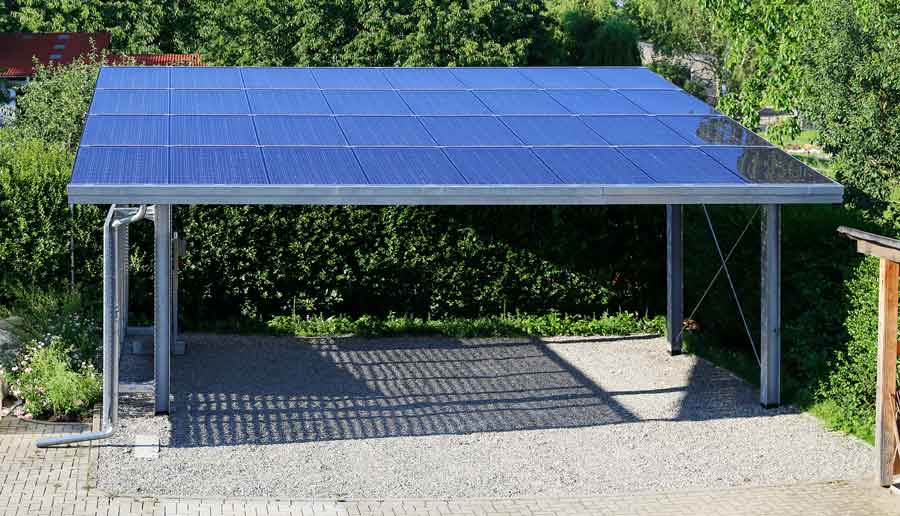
{"left": 72, "top": 66, "right": 834, "bottom": 192}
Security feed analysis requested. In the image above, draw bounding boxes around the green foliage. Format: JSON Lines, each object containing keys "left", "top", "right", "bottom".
{"left": 269, "top": 311, "right": 664, "bottom": 338}
{"left": 3, "top": 0, "right": 168, "bottom": 53}
{"left": 549, "top": 2, "right": 640, "bottom": 65}
{"left": 0, "top": 138, "right": 75, "bottom": 291}
{"left": 1, "top": 335, "right": 101, "bottom": 419}
{"left": 176, "top": 205, "right": 665, "bottom": 326}
{"left": 0, "top": 287, "right": 101, "bottom": 365}
{"left": 798, "top": 0, "right": 900, "bottom": 210}
{"left": 646, "top": 61, "right": 706, "bottom": 101}
{"left": 186, "top": 0, "right": 554, "bottom": 67}
{"left": 3, "top": 57, "right": 103, "bottom": 151}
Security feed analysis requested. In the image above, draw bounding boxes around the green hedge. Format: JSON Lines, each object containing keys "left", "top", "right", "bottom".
{"left": 130, "top": 205, "right": 667, "bottom": 327}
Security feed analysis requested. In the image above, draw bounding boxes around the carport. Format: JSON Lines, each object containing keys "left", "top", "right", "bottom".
{"left": 38, "top": 65, "right": 842, "bottom": 448}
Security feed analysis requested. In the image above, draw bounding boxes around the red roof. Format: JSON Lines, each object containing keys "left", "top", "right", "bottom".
{"left": 0, "top": 32, "right": 111, "bottom": 78}
{"left": 113, "top": 54, "right": 202, "bottom": 66}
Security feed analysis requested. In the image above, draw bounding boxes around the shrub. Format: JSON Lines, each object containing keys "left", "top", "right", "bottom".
{"left": 1, "top": 336, "right": 101, "bottom": 419}
{"left": 0, "top": 287, "right": 101, "bottom": 367}
{"left": 816, "top": 256, "right": 900, "bottom": 442}
{"left": 268, "top": 311, "right": 664, "bottom": 339}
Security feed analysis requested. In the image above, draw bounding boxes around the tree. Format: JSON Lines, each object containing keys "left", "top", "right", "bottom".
{"left": 3, "top": 0, "right": 169, "bottom": 53}
{"left": 626, "top": 0, "right": 727, "bottom": 96}
{"left": 547, "top": 1, "right": 640, "bottom": 66}
{"left": 798, "top": 0, "right": 900, "bottom": 211}
{"left": 188, "top": 0, "right": 555, "bottom": 67}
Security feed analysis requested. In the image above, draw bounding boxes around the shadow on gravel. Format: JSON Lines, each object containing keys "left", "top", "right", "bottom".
{"left": 155, "top": 335, "right": 791, "bottom": 448}
{"left": 167, "top": 335, "right": 642, "bottom": 447}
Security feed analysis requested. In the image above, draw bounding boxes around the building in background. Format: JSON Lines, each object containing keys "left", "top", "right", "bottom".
{"left": 0, "top": 32, "right": 200, "bottom": 114}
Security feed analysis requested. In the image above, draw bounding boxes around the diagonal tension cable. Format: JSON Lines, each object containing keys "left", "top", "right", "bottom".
{"left": 676, "top": 206, "right": 762, "bottom": 367}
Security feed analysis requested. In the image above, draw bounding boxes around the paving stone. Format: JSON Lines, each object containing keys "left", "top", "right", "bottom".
{"left": 2, "top": 415, "right": 899, "bottom": 516}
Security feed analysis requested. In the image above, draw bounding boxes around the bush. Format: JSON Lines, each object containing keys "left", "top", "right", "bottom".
{"left": 0, "top": 287, "right": 101, "bottom": 366}
{"left": 815, "top": 256, "right": 900, "bottom": 442}
{"left": 268, "top": 311, "right": 665, "bottom": 338}
{"left": 1, "top": 336, "right": 101, "bottom": 419}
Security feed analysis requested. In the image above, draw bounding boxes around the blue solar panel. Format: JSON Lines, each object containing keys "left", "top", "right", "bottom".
{"left": 171, "top": 90, "right": 249, "bottom": 114}
{"left": 444, "top": 148, "right": 561, "bottom": 184}
{"left": 533, "top": 148, "right": 653, "bottom": 184}
{"left": 90, "top": 90, "right": 168, "bottom": 114}
{"left": 547, "top": 90, "right": 645, "bottom": 115}
{"left": 170, "top": 67, "right": 243, "bottom": 89}
{"left": 246, "top": 90, "right": 331, "bottom": 114}
{"left": 170, "top": 147, "right": 267, "bottom": 184}
{"left": 419, "top": 116, "right": 521, "bottom": 146}
{"left": 313, "top": 68, "right": 392, "bottom": 89}
{"left": 474, "top": 90, "right": 570, "bottom": 115}
{"left": 585, "top": 68, "right": 678, "bottom": 90}
{"left": 518, "top": 68, "right": 609, "bottom": 89}
{"left": 264, "top": 147, "right": 367, "bottom": 184}
{"left": 338, "top": 116, "right": 435, "bottom": 146}
{"left": 96, "top": 67, "right": 168, "bottom": 89}
{"left": 449, "top": 68, "right": 535, "bottom": 89}
{"left": 170, "top": 116, "right": 258, "bottom": 146}
{"left": 254, "top": 116, "right": 346, "bottom": 146}
{"left": 324, "top": 90, "right": 410, "bottom": 115}
{"left": 72, "top": 147, "right": 168, "bottom": 184}
{"left": 620, "top": 90, "right": 714, "bottom": 115}
{"left": 657, "top": 116, "right": 770, "bottom": 146}
{"left": 501, "top": 116, "right": 607, "bottom": 145}
{"left": 74, "top": 66, "right": 836, "bottom": 197}
{"left": 82, "top": 116, "right": 167, "bottom": 146}
{"left": 382, "top": 68, "right": 464, "bottom": 89}
{"left": 619, "top": 147, "right": 743, "bottom": 183}
{"left": 702, "top": 147, "right": 832, "bottom": 184}
{"left": 241, "top": 68, "right": 317, "bottom": 89}
{"left": 399, "top": 91, "right": 490, "bottom": 115}
{"left": 581, "top": 116, "right": 688, "bottom": 145}
{"left": 355, "top": 148, "right": 465, "bottom": 184}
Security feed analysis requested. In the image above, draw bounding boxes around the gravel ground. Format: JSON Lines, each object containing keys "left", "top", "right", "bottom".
{"left": 97, "top": 334, "right": 873, "bottom": 498}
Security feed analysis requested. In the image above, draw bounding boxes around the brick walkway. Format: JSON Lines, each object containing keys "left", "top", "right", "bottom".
{"left": 2, "top": 415, "right": 898, "bottom": 516}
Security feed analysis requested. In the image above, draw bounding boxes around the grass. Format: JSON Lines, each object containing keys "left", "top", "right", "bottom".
{"left": 268, "top": 311, "right": 665, "bottom": 339}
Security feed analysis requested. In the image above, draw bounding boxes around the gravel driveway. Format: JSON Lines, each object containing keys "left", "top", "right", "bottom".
{"left": 97, "top": 334, "right": 872, "bottom": 498}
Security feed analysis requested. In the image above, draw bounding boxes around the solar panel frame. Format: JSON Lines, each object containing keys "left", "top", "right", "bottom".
{"left": 69, "top": 66, "right": 843, "bottom": 205}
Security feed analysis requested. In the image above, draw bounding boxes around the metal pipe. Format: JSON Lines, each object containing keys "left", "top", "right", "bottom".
{"left": 36, "top": 205, "right": 146, "bottom": 448}
{"left": 112, "top": 204, "right": 147, "bottom": 228}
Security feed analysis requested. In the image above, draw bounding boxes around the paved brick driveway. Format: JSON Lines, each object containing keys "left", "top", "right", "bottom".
{"left": 2, "top": 414, "right": 898, "bottom": 516}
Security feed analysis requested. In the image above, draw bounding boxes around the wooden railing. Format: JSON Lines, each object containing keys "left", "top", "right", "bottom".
{"left": 838, "top": 226, "right": 900, "bottom": 487}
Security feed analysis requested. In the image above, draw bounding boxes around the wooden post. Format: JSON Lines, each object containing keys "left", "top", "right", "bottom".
{"left": 876, "top": 258, "right": 898, "bottom": 487}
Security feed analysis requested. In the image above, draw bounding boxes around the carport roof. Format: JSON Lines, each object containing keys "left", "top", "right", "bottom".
{"left": 68, "top": 66, "right": 842, "bottom": 205}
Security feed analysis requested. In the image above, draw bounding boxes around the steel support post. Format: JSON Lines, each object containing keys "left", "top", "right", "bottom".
{"left": 667, "top": 205, "right": 683, "bottom": 355}
{"left": 760, "top": 204, "right": 781, "bottom": 408}
{"left": 154, "top": 204, "right": 172, "bottom": 414}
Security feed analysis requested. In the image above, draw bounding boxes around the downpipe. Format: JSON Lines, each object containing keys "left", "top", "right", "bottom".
{"left": 36, "top": 205, "right": 148, "bottom": 448}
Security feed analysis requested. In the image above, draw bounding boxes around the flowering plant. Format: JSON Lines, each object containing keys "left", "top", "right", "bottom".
{"left": 0, "top": 335, "right": 100, "bottom": 419}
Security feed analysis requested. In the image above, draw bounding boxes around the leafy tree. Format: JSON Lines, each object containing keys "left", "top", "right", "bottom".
{"left": 188, "top": 0, "right": 555, "bottom": 67}
{"left": 699, "top": 0, "right": 809, "bottom": 137}
{"left": 626, "top": 0, "right": 727, "bottom": 95}
{"left": 547, "top": 1, "right": 640, "bottom": 65}
{"left": 3, "top": 0, "right": 168, "bottom": 53}
{"left": 798, "top": 0, "right": 900, "bottom": 211}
